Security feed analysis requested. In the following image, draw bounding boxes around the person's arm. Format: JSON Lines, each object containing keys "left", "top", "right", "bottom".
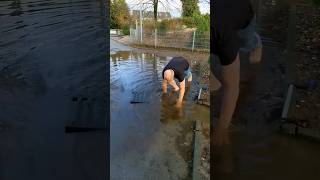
{"left": 176, "top": 79, "right": 185, "bottom": 107}
{"left": 168, "top": 80, "right": 179, "bottom": 91}
{"left": 162, "top": 79, "right": 168, "bottom": 93}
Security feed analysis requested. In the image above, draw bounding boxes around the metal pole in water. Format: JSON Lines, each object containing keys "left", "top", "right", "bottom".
{"left": 192, "top": 120, "right": 202, "bottom": 180}
{"left": 197, "top": 88, "right": 202, "bottom": 101}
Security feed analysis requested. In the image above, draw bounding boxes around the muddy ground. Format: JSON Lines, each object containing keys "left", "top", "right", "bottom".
{"left": 293, "top": 3, "right": 320, "bottom": 128}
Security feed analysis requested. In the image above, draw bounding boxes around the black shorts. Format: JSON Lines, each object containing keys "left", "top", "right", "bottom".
{"left": 212, "top": 29, "right": 240, "bottom": 66}
{"left": 212, "top": 16, "right": 261, "bottom": 66}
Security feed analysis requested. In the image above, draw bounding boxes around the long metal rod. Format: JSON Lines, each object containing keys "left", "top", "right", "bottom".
{"left": 192, "top": 120, "right": 201, "bottom": 180}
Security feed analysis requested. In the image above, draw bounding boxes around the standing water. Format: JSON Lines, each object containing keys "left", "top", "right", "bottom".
{"left": 0, "top": 0, "right": 107, "bottom": 179}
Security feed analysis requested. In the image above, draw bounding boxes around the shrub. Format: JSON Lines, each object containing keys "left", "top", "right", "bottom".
{"left": 157, "top": 19, "right": 184, "bottom": 33}
{"left": 182, "top": 14, "right": 210, "bottom": 33}
{"left": 158, "top": 19, "right": 169, "bottom": 33}
{"left": 122, "top": 26, "right": 130, "bottom": 35}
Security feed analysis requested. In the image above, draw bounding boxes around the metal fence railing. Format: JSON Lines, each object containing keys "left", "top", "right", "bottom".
{"left": 129, "top": 28, "right": 210, "bottom": 52}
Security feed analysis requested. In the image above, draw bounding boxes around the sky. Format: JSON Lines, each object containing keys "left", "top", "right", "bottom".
{"left": 125, "top": 0, "right": 210, "bottom": 17}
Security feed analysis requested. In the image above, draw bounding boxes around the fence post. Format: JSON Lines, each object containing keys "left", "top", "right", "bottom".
{"left": 135, "top": 20, "right": 138, "bottom": 42}
{"left": 192, "top": 30, "right": 196, "bottom": 52}
{"left": 140, "top": 9, "right": 143, "bottom": 43}
{"left": 129, "top": 28, "right": 131, "bottom": 41}
{"left": 154, "top": 29, "right": 157, "bottom": 48}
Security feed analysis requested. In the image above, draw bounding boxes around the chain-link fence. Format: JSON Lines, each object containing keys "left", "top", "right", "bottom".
{"left": 130, "top": 27, "right": 209, "bottom": 52}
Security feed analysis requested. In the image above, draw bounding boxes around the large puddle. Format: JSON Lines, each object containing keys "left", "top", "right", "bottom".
{"left": 0, "top": 0, "right": 107, "bottom": 179}
{"left": 110, "top": 51, "right": 209, "bottom": 179}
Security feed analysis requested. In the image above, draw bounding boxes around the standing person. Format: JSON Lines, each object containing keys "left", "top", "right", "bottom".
{"left": 162, "top": 57, "right": 192, "bottom": 108}
{"left": 212, "top": 0, "right": 263, "bottom": 145}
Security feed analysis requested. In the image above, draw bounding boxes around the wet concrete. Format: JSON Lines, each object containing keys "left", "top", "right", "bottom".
{"left": 0, "top": 1, "right": 107, "bottom": 180}
{"left": 110, "top": 51, "right": 209, "bottom": 180}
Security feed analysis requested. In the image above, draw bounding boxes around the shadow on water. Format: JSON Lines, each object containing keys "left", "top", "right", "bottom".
{"left": 110, "top": 51, "right": 209, "bottom": 179}
{"left": 0, "top": 0, "right": 107, "bottom": 180}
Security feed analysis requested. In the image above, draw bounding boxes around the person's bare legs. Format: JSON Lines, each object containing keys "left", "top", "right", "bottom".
{"left": 214, "top": 53, "right": 240, "bottom": 146}
{"left": 211, "top": 71, "right": 222, "bottom": 91}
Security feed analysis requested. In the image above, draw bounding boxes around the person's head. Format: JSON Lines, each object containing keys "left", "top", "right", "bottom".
{"left": 163, "top": 69, "right": 174, "bottom": 81}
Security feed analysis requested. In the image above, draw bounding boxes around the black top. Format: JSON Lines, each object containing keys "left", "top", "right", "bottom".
{"left": 212, "top": 0, "right": 254, "bottom": 65}
{"left": 162, "top": 57, "right": 189, "bottom": 82}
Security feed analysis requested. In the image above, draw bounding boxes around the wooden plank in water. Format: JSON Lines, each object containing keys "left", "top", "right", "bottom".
{"left": 65, "top": 126, "right": 106, "bottom": 133}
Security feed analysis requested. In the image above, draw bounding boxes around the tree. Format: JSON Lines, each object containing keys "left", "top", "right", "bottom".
{"left": 132, "top": 0, "right": 174, "bottom": 22}
{"left": 110, "top": 0, "right": 131, "bottom": 29}
{"left": 181, "top": 0, "right": 200, "bottom": 17}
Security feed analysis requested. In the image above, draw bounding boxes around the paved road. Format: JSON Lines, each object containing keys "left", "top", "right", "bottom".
{"left": 110, "top": 35, "right": 131, "bottom": 53}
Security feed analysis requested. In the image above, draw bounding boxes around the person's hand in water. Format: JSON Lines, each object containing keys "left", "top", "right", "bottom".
{"left": 161, "top": 93, "right": 168, "bottom": 101}
{"left": 175, "top": 100, "right": 182, "bottom": 108}
{"left": 175, "top": 100, "right": 183, "bottom": 117}
{"left": 173, "top": 86, "right": 180, "bottom": 92}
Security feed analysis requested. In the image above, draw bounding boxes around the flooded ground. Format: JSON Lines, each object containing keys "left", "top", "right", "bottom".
{"left": 110, "top": 50, "right": 210, "bottom": 179}
{"left": 0, "top": 0, "right": 107, "bottom": 179}
{"left": 213, "top": 0, "right": 320, "bottom": 179}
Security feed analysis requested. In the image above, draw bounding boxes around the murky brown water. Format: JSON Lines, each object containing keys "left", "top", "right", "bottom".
{"left": 110, "top": 51, "right": 209, "bottom": 179}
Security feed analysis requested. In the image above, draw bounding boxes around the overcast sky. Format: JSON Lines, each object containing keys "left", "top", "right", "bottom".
{"left": 125, "top": 0, "right": 210, "bottom": 17}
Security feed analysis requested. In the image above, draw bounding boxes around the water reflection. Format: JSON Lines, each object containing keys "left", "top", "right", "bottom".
{"left": 160, "top": 92, "right": 183, "bottom": 124}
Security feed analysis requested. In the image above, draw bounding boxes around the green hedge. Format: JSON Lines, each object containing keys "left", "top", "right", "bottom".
{"left": 183, "top": 14, "right": 210, "bottom": 32}
{"left": 122, "top": 26, "right": 130, "bottom": 35}
{"left": 140, "top": 14, "right": 209, "bottom": 34}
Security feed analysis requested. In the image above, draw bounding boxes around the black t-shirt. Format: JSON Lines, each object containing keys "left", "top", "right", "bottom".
{"left": 212, "top": 0, "right": 254, "bottom": 65}
{"left": 162, "top": 57, "right": 189, "bottom": 82}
